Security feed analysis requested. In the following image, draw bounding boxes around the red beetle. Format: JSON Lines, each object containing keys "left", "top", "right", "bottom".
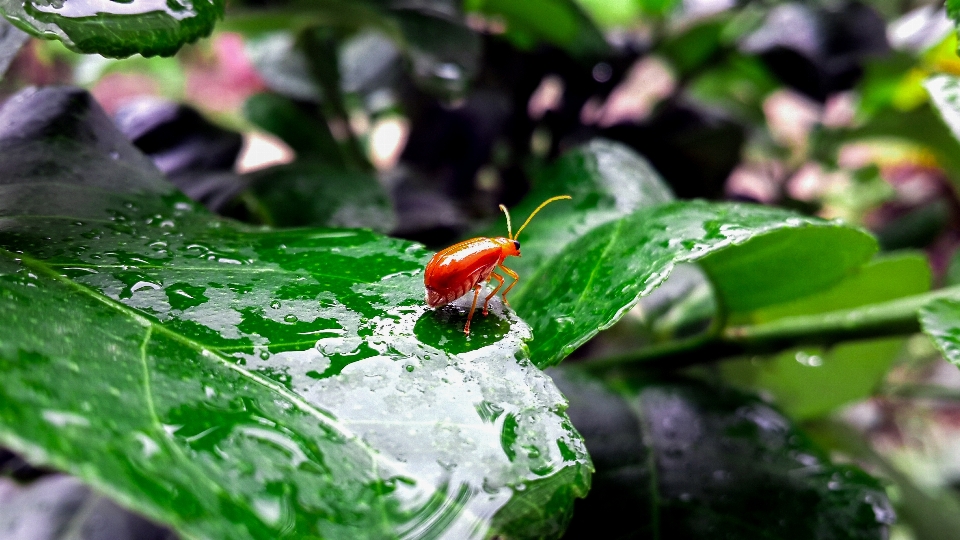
{"left": 424, "top": 195, "right": 572, "bottom": 334}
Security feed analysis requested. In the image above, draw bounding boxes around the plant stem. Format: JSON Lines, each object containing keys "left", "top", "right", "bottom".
{"left": 584, "top": 285, "right": 960, "bottom": 370}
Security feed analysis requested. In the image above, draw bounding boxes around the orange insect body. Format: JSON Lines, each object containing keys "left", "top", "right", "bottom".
{"left": 424, "top": 195, "right": 572, "bottom": 334}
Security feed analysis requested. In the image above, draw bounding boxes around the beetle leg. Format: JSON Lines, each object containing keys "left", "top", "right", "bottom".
{"left": 498, "top": 264, "right": 520, "bottom": 306}
{"left": 464, "top": 284, "right": 482, "bottom": 335}
{"left": 483, "top": 273, "right": 505, "bottom": 315}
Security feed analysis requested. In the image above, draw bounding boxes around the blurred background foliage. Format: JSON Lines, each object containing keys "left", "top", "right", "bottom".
{"left": 8, "top": 0, "right": 960, "bottom": 537}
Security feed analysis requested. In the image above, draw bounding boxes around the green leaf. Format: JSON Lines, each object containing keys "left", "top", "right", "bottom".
{"left": 720, "top": 338, "right": 904, "bottom": 420}
{"left": 657, "top": 19, "right": 726, "bottom": 76}
{"left": 551, "top": 369, "right": 894, "bottom": 539}
{"left": 743, "top": 252, "right": 931, "bottom": 324}
{"left": 920, "top": 296, "right": 960, "bottom": 367}
{"left": 0, "top": 17, "right": 27, "bottom": 79}
{"left": 492, "top": 139, "right": 674, "bottom": 291}
{"left": 514, "top": 201, "right": 877, "bottom": 367}
{"left": 244, "top": 92, "right": 345, "bottom": 167}
{"left": 0, "top": 87, "right": 591, "bottom": 539}
{"left": 241, "top": 93, "right": 394, "bottom": 231}
{"left": 242, "top": 162, "right": 396, "bottom": 232}
{"left": 687, "top": 54, "right": 780, "bottom": 124}
{"left": 391, "top": 9, "right": 480, "bottom": 99}
{"left": 465, "top": 0, "right": 608, "bottom": 57}
{"left": 0, "top": 0, "right": 223, "bottom": 57}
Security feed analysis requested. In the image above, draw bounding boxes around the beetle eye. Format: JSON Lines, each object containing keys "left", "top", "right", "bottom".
{"left": 513, "top": 240, "right": 520, "bottom": 250}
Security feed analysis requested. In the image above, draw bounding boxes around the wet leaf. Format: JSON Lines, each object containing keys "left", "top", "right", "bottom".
{"left": 0, "top": 0, "right": 223, "bottom": 57}
{"left": 513, "top": 201, "right": 877, "bottom": 367}
{"left": 551, "top": 369, "right": 894, "bottom": 539}
{"left": 0, "top": 87, "right": 591, "bottom": 539}
{"left": 488, "top": 139, "right": 674, "bottom": 288}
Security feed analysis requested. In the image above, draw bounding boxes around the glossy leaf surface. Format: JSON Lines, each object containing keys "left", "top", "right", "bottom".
{"left": 0, "top": 0, "right": 223, "bottom": 57}
{"left": 0, "top": 87, "right": 590, "bottom": 539}
{"left": 491, "top": 139, "right": 674, "bottom": 289}
{"left": 512, "top": 201, "right": 877, "bottom": 367}
{"left": 551, "top": 369, "right": 894, "bottom": 539}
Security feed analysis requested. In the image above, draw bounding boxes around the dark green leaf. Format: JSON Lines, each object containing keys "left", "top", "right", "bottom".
{"left": 551, "top": 369, "right": 894, "bottom": 539}
{"left": 0, "top": 87, "right": 590, "bottom": 539}
{"left": 242, "top": 162, "right": 395, "bottom": 232}
{"left": 920, "top": 296, "right": 960, "bottom": 367}
{"left": 492, "top": 139, "right": 674, "bottom": 289}
{"left": 657, "top": 19, "right": 726, "bottom": 76}
{"left": 0, "top": 0, "right": 223, "bottom": 57}
{"left": 0, "top": 17, "right": 27, "bottom": 79}
{"left": 465, "top": 0, "right": 608, "bottom": 57}
{"left": 687, "top": 54, "right": 780, "bottom": 124}
{"left": 514, "top": 201, "right": 877, "bottom": 367}
{"left": 243, "top": 92, "right": 343, "bottom": 166}
{"left": 392, "top": 9, "right": 480, "bottom": 99}
{"left": 948, "top": 0, "right": 960, "bottom": 44}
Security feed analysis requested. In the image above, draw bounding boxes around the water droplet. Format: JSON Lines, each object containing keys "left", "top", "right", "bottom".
{"left": 270, "top": 300, "right": 281, "bottom": 309}
{"left": 405, "top": 365, "right": 415, "bottom": 372}
{"left": 555, "top": 316, "right": 574, "bottom": 328}
{"left": 795, "top": 351, "right": 823, "bottom": 367}
{"left": 284, "top": 314, "right": 298, "bottom": 323}
{"left": 260, "top": 351, "right": 270, "bottom": 360}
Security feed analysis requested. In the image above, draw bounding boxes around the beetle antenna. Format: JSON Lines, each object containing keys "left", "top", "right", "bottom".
{"left": 499, "top": 204, "right": 514, "bottom": 239}
{"left": 514, "top": 195, "right": 572, "bottom": 241}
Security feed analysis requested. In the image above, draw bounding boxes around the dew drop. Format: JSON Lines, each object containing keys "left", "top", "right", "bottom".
{"left": 284, "top": 314, "right": 298, "bottom": 323}
{"left": 270, "top": 300, "right": 281, "bottom": 309}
